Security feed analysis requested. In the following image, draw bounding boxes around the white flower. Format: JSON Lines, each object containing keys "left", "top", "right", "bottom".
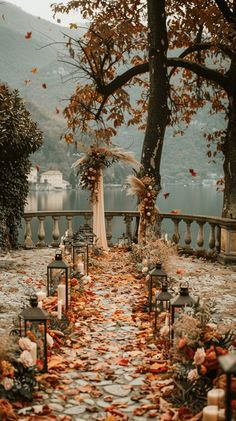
{"left": 146, "top": 212, "right": 151, "bottom": 216}
{"left": 187, "top": 368, "right": 199, "bottom": 382}
{"left": 148, "top": 185, "right": 153, "bottom": 190}
{"left": 19, "top": 350, "right": 34, "bottom": 367}
{"left": 1, "top": 377, "right": 14, "bottom": 390}
{"left": 142, "top": 266, "right": 149, "bottom": 273}
{"left": 19, "top": 337, "right": 33, "bottom": 351}
{"left": 194, "top": 348, "right": 206, "bottom": 366}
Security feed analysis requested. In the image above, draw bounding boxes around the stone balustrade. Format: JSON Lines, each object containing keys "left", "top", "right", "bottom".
{"left": 21, "top": 210, "right": 236, "bottom": 264}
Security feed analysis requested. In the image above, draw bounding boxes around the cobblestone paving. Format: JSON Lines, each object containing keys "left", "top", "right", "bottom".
{"left": 0, "top": 248, "right": 236, "bottom": 420}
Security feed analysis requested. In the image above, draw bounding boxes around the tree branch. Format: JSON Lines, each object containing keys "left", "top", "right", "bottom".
{"left": 167, "top": 57, "right": 230, "bottom": 91}
{"left": 214, "top": 0, "right": 236, "bottom": 24}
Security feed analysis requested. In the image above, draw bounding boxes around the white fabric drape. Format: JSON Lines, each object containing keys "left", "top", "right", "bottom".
{"left": 93, "top": 170, "right": 108, "bottom": 250}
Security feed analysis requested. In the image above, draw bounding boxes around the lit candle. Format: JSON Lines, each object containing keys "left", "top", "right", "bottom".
{"left": 36, "top": 291, "right": 47, "bottom": 301}
{"left": 218, "top": 409, "right": 225, "bottom": 421}
{"left": 30, "top": 342, "right": 37, "bottom": 365}
{"left": 207, "top": 388, "right": 225, "bottom": 407}
{"left": 203, "top": 406, "right": 219, "bottom": 421}
{"left": 38, "top": 301, "right": 43, "bottom": 308}
{"left": 57, "top": 299, "right": 62, "bottom": 319}
{"left": 77, "top": 262, "right": 84, "bottom": 274}
{"left": 57, "top": 284, "right": 66, "bottom": 305}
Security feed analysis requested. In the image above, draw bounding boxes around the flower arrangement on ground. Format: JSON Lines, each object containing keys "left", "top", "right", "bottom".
{"left": 0, "top": 336, "right": 37, "bottom": 402}
{"left": 169, "top": 305, "right": 236, "bottom": 412}
{"left": 126, "top": 174, "right": 160, "bottom": 243}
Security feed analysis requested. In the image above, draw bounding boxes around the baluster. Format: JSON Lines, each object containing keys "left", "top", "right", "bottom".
{"left": 84, "top": 213, "right": 92, "bottom": 226}
{"left": 66, "top": 216, "right": 73, "bottom": 237}
{"left": 23, "top": 217, "right": 34, "bottom": 249}
{"left": 184, "top": 220, "right": 192, "bottom": 248}
{"left": 36, "top": 216, "right": 46, "bottom": 247}
{"left": 172, "top": 219, "right": 180, "bottom": 244}
{"left": 196, "top": 222, "right": 205, "bottom": 248}
{"left": 105, "top": 215, "right": 113, "bottom": 247}
{"left": 124, "top": 215, "right": 132, "bottom": 243}
{"left": 208, "top": 223, "right": 216, "bottom": 250}
{"left": 51, "top": 216, "right": 60, "bottom": 247}
{"left": 215, "top": 225, "right": 221, "bottom": 253}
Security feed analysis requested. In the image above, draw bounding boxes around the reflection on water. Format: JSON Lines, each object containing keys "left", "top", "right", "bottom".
{"left": 25, "top": 184, "right": 223, "bottom": 215}
{"left": 24, "top": 184, "right": 223, "bottom": 246}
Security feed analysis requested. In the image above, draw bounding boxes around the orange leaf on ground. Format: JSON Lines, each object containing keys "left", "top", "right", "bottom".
{"left": 48, "top": 355, "right": 66, "bottom": 370}
{"left": 149, "top": 362, "right": 168, "bottom": 373}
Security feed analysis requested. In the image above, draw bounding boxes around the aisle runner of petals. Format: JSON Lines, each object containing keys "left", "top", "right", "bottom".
{"left": 4, "top": 250, "right": 202, "bottom": 421}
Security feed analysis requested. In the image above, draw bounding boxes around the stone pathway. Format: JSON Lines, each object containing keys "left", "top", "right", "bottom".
{"left": 0, "top": 247, "right": 236, "bottom": 420}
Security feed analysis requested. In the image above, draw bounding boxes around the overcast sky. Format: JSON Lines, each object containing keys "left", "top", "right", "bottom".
{"left": 6, "top": 0, "right": 81, "bottom": 26}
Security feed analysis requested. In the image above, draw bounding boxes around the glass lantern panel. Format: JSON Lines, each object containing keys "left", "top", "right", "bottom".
{"left": 25, "top": 320, "right": 46, "bottom": 367}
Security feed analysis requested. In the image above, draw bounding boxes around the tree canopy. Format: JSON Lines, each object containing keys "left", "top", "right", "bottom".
{"left": 0, "top": 84, "right": 43, "bottom": 249}
{"left": 52, "top": 0, "right": 236, "bottom": 217}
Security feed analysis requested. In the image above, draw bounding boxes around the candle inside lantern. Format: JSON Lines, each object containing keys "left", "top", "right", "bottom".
{"left": 57, "top": 284, "right": 66, "bottom": 305}
{"left": 218, "top": 409, "right": 225, "bottom": 421}
{"left": 207, "top": 388, "right": 225, "bottom": 407}
{"left": 36, "top": 291, "right": 47, "bottom": 301}
{"left": 30, "top": 342, "right": 37, "bottom": 365}
{"left": 57, "top": 300, "right": 62, "bottom": 320}
{"left": 77, "top": 261, "right": 84, "bottom": 274}
{"left": 203, "top": 405, "right": 219, "bottom": 421}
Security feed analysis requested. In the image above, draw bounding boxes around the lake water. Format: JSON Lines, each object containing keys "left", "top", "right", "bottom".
{"left": 24, "top": 184, "right": 223, "bottom": 245}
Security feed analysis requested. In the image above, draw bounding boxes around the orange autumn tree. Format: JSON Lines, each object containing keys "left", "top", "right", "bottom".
{"left": 52, "top": 0, "right": 236, "bottom": 218}
{"left": 52, "top": 0, "right": 169, "bottom": 205}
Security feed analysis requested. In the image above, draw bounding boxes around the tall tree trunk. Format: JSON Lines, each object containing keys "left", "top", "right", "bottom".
{"left": 222, "top": 89, "right": 236, "bottom": 218}
{"left": 140, "top": 0, "right": 169, "bottom": 190}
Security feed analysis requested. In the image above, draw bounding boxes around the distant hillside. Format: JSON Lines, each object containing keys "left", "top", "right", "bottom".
{"left": 0, "top": 2, "right": 226, "bottom": 184}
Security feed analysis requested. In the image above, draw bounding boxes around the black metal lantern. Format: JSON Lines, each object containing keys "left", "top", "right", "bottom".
{"left": 219, "top": 353, "right": 236, "bottom": 421}
{"left": 171, "top": 282, "right": 196, "bottom": 339}
{"left": 47, "top": 250, "right": 70, "bottom": 311}
{"left": 19, "top": 295, "right": 49, "bottom": 372}
{"left": 154, "top": 283, "right": 173, "bottom": 331}
{"left": 71, "top": 240, "right": 88, "bottom": 275}
{"left": 148, "top": 263, "right": 168, "bottom": 312}
{"left": 79, "top": 224, "right": 96, "bottom": 247}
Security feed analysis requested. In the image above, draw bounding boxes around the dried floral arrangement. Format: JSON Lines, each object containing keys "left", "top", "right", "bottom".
{"left": 126, "top": 174, "right": 160, "bottom": 243}
{"left": 169, "top": 303, "right": 236, "bottom": 412}
{"left": 132, "top": 236, "right": 177, "bottom": 273}
{"left": 72, "top": 143, "right": 140, "bottom": 202}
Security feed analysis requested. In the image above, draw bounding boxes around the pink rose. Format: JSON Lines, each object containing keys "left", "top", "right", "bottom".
{"left": 194, "top": 348, "right": 206, "bottom": 366}
{"left": 19, "top": 350, "right": 34, "bottom": 367}
{"left": 19, "top": 337, "right": 34, "bottom": 351}
{"left": 1, "top": 377, "right": 14, "bottom": 390}
{"left": 187, "top": 368, "right": 199, "bottom": 382}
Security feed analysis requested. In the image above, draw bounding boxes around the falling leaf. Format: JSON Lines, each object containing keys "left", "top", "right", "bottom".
{"left": 24, "top": 79, "right": 31, "bottom": 85}
{"left": 189, "top": 168, "right": 198, "bottom": 177}
{"left": 35, "top": 164, "right": 40, "bottom": 172}
{"left": 2, "top": 14, "right": 5, "bottom": 20}
{"left": 69, "top": 22, "right": 78, "bottom": 29}
{"left": 42, "top": 83, "right": 47, "bottom": 89}
{"left": 163, "top": 192, "right": 170, "bottom": 199}
{"left": 25, "top": 31, "right": 32, "bottom": 39}
{"left": 55, "top": 107, "right": 60, "bottom": 114}
{"left": 170, "top": 209, "right": 180, "bottom": 214}
{"left": 31, "top": 67, "right": 38, "bottom": 74}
